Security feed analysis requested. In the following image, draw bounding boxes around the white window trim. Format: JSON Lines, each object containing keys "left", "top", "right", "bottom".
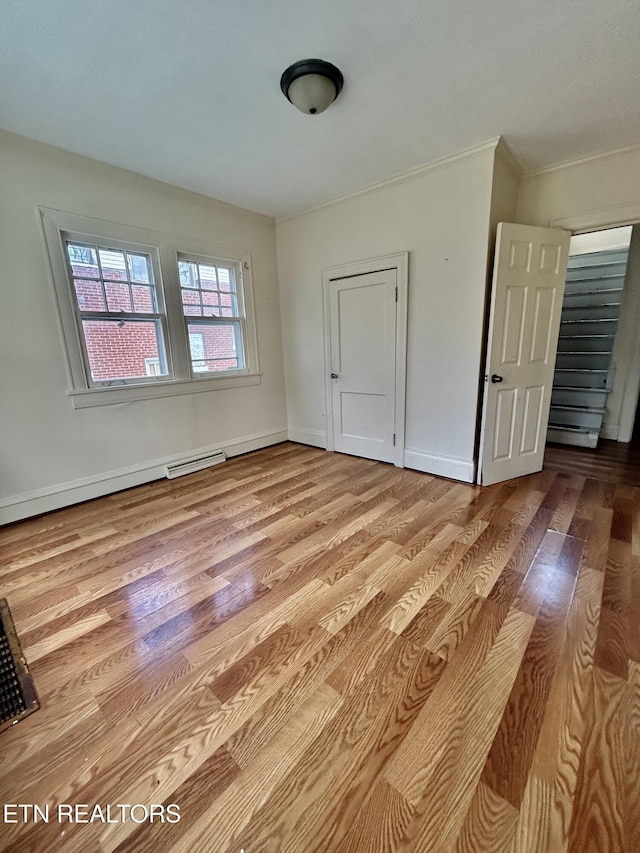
{"left": 39, "top": 207, "right": 261, "bottom": 408}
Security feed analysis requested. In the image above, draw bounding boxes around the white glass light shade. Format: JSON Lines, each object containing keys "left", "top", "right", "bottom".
{"left": 286, "top": 73, "right": 338, "bottom": 115}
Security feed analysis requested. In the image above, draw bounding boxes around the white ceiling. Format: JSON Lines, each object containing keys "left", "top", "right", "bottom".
{"left": 2, "top": 0, "right": 639, "bottom": 217}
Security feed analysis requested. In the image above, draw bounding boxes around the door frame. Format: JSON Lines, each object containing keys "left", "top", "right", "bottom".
{"left": 552, "top": 207, "right": 640, "bottom": 444}
{"left": 322, "top": 252, "right": 409, "bottom": 467}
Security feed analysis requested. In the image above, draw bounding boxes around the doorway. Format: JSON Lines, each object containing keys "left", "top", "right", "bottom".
{"left": 322, "top": 253, "right": 408, "bottom": 467}
{"left": 543, "top": 223, "right": 640, "bottom": 483}
{"left": 547, "top": 225, "right": 637, "bottom": 448}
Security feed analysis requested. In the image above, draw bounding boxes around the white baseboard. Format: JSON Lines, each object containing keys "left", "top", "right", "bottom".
{"left": 287, "top": 428, "right": 327, "bottom": 449}
{"left": 284, "top": 435, "right": 475, "bottom": 482}
{"left": 403, "top": 448, "right": 475, "bottom": 483}
{"left": 600, "top": 423, "right": 619, "bottom": 441}
{"left": 223, "top": 430, "right": 289, "bottom": 459}
{"left": 0, "top": 429, "right": 288, "bottom": 526}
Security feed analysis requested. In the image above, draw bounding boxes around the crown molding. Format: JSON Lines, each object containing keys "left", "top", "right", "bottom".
{"left": 276, "top": 137, "right": 501, "bottom": 223}
{"left": 523, "top": 140, "right": 640, "bottom": 180}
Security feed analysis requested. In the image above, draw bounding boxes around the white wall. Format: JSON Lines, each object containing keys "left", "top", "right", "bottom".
{"left": 470, "top": 144, "right": 522, "bottom": 460}
{"left": 489, "top": 145, "right": 520, "bottom": 239}
{"left": 0, "top": 131, "right": 287, "bottom": 523}
{"left": 276, "top": 143, "right": 497, "bottom": 482}
{"left": 517, "top": 143, "right": 640, "bottom": 229}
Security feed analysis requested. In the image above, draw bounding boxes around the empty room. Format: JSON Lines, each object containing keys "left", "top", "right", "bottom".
{"left": 1, "top": 1, "right": 639, "bottom": 851}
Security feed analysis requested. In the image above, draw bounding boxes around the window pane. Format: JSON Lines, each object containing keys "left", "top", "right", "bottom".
{"left": 127, "top": 253, "right": 151, "bottom": 284}
{"left": 74, "top": 279, "right": 105, "bottom": 311}
{"left": 99, "top": 248, "right": 128, "bottom": 281}
{"left": 218, "top": 267, "right": 234, "bottom": 291}
{"left": 202, "top": 290, "right": 221, "bottom": 317}
{"left": 132, "top": 284, "right": 155, "bottom": 312}
{"left": 67, "top": 244, "right": 99, "bottom": 278}
{"left": 178, "top": 260, "right": 198, "bottom": 288}
{"left": 82, "top": 319, "right": 167, "bottom": 381}
{"left": 202, "top": 291, "right": 219, "bottom": 309}
{"left": 199, "top": 264, "right": 218, "bottom": 290}
{"left": 182, "top": 289, "right": 201, "bottom": 316}
{"left": 201, "top": 290, "right": 220, "bottom": 317}
{"left": 105, "top": 281, "right": 132, "bottom": 312}
{"left": 187, "top": 321, "right": 242, "bottom": 372}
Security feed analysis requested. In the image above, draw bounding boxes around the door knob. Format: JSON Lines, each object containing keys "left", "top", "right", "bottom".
{"left": 491, "top": 374, "right": 503, "bottom": 383}
{"left": 331, "top": 373, "right": 339, "bottom": 379}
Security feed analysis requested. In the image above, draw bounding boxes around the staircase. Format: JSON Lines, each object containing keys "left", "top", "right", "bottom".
{"left": 548, "top": 248, "right": 630, "bottom": 448}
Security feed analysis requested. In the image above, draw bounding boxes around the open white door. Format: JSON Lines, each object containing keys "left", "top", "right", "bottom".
{"left": 480, "top": 222, "right": 571, "bottom": 485}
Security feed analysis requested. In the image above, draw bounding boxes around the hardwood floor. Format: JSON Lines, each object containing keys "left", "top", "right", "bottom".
{"left": 0, "top": 442, "right": 638, "bottom": 852}
{"left": 545, "top": 439, "right": 640, "bottom": 487}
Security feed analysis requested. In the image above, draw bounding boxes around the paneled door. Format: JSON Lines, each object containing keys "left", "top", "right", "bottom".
{"left": 480, "top": 222, "right": 571, "bottom": 485}
{"left": 327, "top": 268, "right": 398, "bottom": 463}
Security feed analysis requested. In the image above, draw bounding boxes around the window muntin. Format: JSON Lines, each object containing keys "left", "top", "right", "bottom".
{"left": 64, "top": 240, "right": 169, "bottom": 385}
{"left": 178, "top": 256, "right": 246, "bottom": 376}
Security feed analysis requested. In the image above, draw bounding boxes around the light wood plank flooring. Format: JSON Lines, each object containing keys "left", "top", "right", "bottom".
{"left": 1, "top": 442, "right": 638, "bottom": 852}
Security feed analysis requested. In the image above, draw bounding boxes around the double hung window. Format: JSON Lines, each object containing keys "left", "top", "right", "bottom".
{"left": 41, "top": 209, "right": 260, "bottom": 408}
{"left": 178, "top": 255, "right": 246, "bottom": 374}
{"left": 65, "top": 239, "right": 169, "bottom": 384}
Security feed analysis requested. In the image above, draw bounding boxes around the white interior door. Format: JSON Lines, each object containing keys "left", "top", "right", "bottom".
{"left": 328, "top": 268, "right": 397, "bottom": 463}
{"left": 480, "top": 222, "right": 571, "bottom": 485}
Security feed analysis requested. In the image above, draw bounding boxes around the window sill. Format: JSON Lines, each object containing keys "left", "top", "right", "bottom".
{"left": 68, "top": 372, "right": 262, "bottom": 409}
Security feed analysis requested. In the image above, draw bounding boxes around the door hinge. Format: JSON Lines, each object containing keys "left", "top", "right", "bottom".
{"left": 393, "top": 433, "right": 396, "bottom": 446}
{"left": 395, "top": 286, "right": 398, "bottom": 302}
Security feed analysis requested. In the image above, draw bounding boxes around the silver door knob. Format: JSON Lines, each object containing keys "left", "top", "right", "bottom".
{"left": 491, "top": 374, "right": 503, "bottom": 383}
{"left": 331, "top": 373, "right": 339, "bottom": 379}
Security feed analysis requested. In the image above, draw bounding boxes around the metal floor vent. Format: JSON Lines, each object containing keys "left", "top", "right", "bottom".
{"left": 165, "top": 449, "right": 226, "bottom": 479}
{"left": 0, "top": 599, "right": 40, "bottom": 733}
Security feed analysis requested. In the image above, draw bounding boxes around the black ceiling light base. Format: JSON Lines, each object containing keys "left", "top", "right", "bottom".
{"left": 280, "top": 59, "right": 344, "bottom": 115}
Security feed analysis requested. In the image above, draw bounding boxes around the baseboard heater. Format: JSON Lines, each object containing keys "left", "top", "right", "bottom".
{"left": 165, "top": 450, "right": 226, "bottom": 479}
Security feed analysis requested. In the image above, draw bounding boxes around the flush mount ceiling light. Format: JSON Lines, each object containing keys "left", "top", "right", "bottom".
{"left": 280, "top": 59, "right": 344, "bottom": 115}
